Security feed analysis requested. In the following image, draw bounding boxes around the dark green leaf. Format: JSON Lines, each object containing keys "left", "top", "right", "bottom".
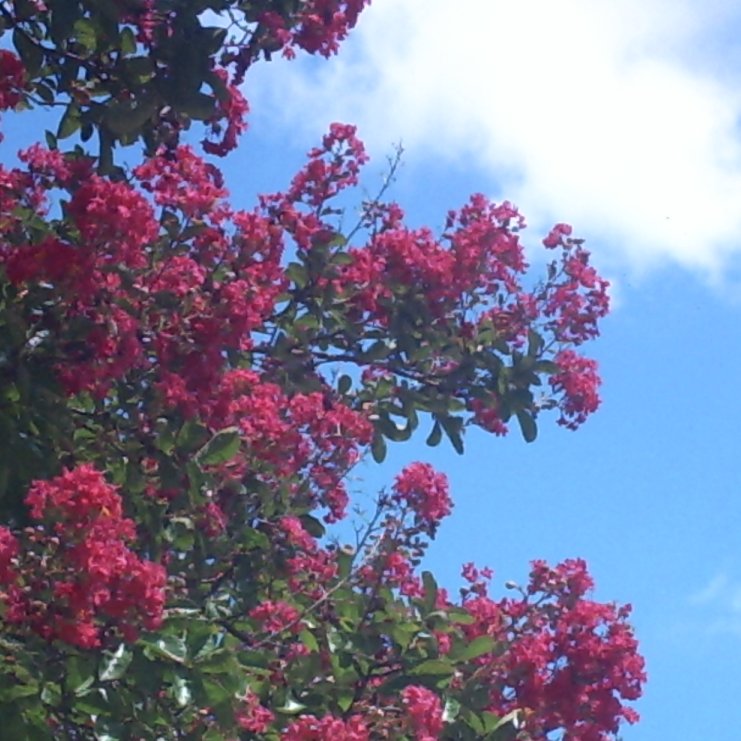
{"left": 408, "top": 659, "right": 455, "bottom": 677}
{"left": 421, "top": 571, "right": 438, "bottom": 615}
{"left": 516, "top": 410, "right": 537, "bottom": 443}
{"left": 534, "top": 359, "right": 560, "bottom": 375}
{"left": 104, "top": 94, "right": 158, "bottom": 135}
{"left": 371, "top": 432, "right": 386, "bottom": 463}
{"left": 440, "top": 415, "right": 464, "bottom": 454}
{"left": 337, "top": 374, "right": 352, "bottom": 395}
{"left": 170, "top": 674, "right": 192, "bottom": 708}
{"left": 57, "top": 103, "right": 81, "bottom": 139}
{"left": 73, "top": 18, "right": 98, "bottom": 52}
{"left": 195, "top": 427, "right": 241, "bottom": 466}
{"left": 361, "top": 340, "right": 390, "bottom": 362}
{"left": 176, "top": 419, "right": 210, "bottom": 453}
{"left": 426, "top": 420, "right": 442, "bottom": 446}
{"left": 286, "top": 262, "right": 308, "bottom": 289}
{"left": 12, "top": 29, "right": 44, "bottom": 76}
{"left": 443, "top": 697, "right": 461, "bottom": 722}
{"left": 194, "top": 649, "right": 239, "bottom": 675}
{"left": 450, "top": 635, "right": 495, "bottom": 662}
{"left": 120, "top": 26, "right": 137, "bottom": 54}
{"left": 142, "top": 634, "right": 188, "bottom": 664}
{"left": 491, "top": 710, "right": 522, "bottom": 740}
{"left": 299, "top": 513, "right": 325, "bottom": 538}
{"left": 377, "top": 412, "right": 411, "bottom": 442}
{"left": 0, "top": 682, "right": 38, "bottom": 701}
{"left": 174, "top": 91, "right": 217, "bottom": 120}
{"left": 122, "top": 56, "right": 155, "bottom": 84}
{"left": 299, "top": 629, "right": 319, "bottom": 653}
{"left": 275, "top": 696, "right": 307, "bottom": 714}
{"left": 99, "top": 644, "right": 133, "bottom": 682}
{"left": 199, "top": 26, "right": 228, "bottom": 55}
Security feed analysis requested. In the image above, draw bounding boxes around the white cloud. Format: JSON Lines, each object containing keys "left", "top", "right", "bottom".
{"left": 689, "top": 573, "right": 730, "bottom": 605}
{"left": 248, "top": 0, "right": 741, "bottom": 282}
{"left": 689, "top": 571, "right": 741, "bottom": 637}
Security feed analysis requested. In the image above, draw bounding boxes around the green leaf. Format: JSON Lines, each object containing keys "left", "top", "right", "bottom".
{"left": 155, "top": 424, "right": 176, "bottom": 455}
{"left": 104, "top": 94, "right": 158, "bottom": 136}
{"left": 94, "top": 718, "right": 127, "bottom": 741}
{"left": 195, "top": 427, "right": 240, "bottom": 466}
{"left": 450, "top": 635, "right": 495, "bottom": 662}
{"left": 286, "top": 262, "right": 308, "bottom": 289}
{"left": 370, "top": 432, "right": 386, "bottom": 463}
{"left": 99, "top": 644, "right": 133, "bottom": 682}
{"left": 170, "top": 674, "right": 192, "bottom": 708}
{"left": 443, "top": 607, "right": 476, "bottom": 625}
{"left": 299, "top": 629, "right": 319, "bottom": 653}
{"left": 516, "top": 409, "right": 537, "bottom": 443}
{"left": 408, "top": 659, "right": 455, "bottom": 677}
{"left": 299, "top": 514, "right": 325, "bottom": 538}
{"left": 176, "top": 419, "right": 210, "bottom": 453}
{"left": 12, "top": 29, "right": 43, "bottom": 76}
{"left": 361, "top": 340, "right": 390, "bottom": 362}
{"left": 57, "top": 103, "right": 81, "bottom": 139}
{"left": 527, "top": 330, "right": 543, "bottom": 358}
{"left": 491, "top": 710, "right": 522, "bottom": 740}
{"left": 440, "top": 415, "right": 464, "bottom": 454}
{"left": 199, "top": 26, "right": 228, "bottom": 55}
{"left": 75, "top": 691, "right": 112, "bottom": 717}
{"left": 194, "top": 649, "right": 238, "bottom": 675}
{"left": 534, "top": 359, "right": 560, "bottom": 375}
{"left": 142, "top": 634, "right": 188, "bottom": 664}
{"left": 0, "top": 682, "right": 39, "bottom": 701}
{"left": 443, "top": 697, "right": 461, "bottom": 722}
{"left": 336, "top": 547, "right": 354, "bottom": 579}
{"left": 421, "top": 571, "right": 438, "bottom": 615}
{"left": 44, "top": 131, "right": 57, "bottom": 149}
{"left": 275, "top": 696, "right": 307, "bottom": 715}
{"left": 120, "top": 26, "right": 137, "bottom": 54}
{"left": 174, "top": 91, "right": 217, "bottom": 120}
{"left": 337, "top": 374, "right": 352, "bottom": 395}
{"left": 426, "top": 419, "right": 442, "bottom": 446}
{"left": 377, "top": 412, "right": 412, "bottom": 442}
{"left": 122, "top": 56, "right": 155, "bottom": 84}
{"left": 73, "top": 18, "right": 98, "bottom": 52}
{"left": 201, "top": 677, "right": 233, "bottom": 706}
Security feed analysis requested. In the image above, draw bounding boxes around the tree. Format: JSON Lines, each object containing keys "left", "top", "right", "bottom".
{"left": 0, "top": 1, "right": 644, "bottom": 738}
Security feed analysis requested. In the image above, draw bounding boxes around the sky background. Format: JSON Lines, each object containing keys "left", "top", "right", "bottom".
{"left": 235, "top": 2, "right": 741, "bottom": 738}
{"left": 3, "top": 1, "right": 741, "bottom": 737}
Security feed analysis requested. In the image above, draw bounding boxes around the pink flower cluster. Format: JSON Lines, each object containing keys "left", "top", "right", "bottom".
{"left": 0, "top": 50, "right": 26, "bottom": 112}
{"left": 281, "top": 713, "right": 369, "bottom": 740}
{"left": 401, "top": 685, "right": 445, "bottom": 741}
{"left": 254, "top": 1, "right": 370, "bottom": 63}
{"left": 392, "top": 462, "right": 452, "bottom": 531}
{"left": 458, "top": 558, "right": 645, "bottom": 740}
{"left": 207, "top": 369, "right": 373, "bottom": 521}
{"left": 550, "top": 349, "right": 602, "bottom": 429}
{"left": 202, "top": 68, "right": 250, "bottom": 157}
{"left": 235, "top": 691, "right": 275, "bottom": 733}
{"left": 249, "top": 600, "right": 302, "bottom": 635}
{"left": 0, "top": 465, "right": 165, "bottom": 648}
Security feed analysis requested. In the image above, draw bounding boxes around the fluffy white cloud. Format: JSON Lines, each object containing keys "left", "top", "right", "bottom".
{"left": 248, "top": 0, "right": 741, "bottom": 282}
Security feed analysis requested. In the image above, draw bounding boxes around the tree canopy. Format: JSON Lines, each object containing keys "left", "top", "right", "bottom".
{"left": 0, "top": 1, "right": 643, "bottom": 738}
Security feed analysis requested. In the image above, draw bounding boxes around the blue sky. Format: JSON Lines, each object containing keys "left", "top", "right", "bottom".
{"left": 4, "top": 0, "right": 741, "bottom": 737}
{"left": 232, "top": 2, "right": 741, "bottom": 737}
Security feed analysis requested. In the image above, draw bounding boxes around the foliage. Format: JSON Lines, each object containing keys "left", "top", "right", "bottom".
{"left": 0, "top": 1, "right": 643, "bottom": 738}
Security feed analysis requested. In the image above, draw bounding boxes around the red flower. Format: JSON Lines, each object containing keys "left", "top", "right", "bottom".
{"left": 393, "top": 462, "right": 452, "bottom": 530}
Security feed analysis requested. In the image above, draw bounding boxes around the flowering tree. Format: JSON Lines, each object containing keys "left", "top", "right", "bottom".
{"left": 0, "top": 1, "right": 644, "bottom": 739}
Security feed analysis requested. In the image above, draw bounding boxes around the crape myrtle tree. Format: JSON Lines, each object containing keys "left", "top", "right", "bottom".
{"left": 0, "top": 1, "right": 645, "bottom": 738}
